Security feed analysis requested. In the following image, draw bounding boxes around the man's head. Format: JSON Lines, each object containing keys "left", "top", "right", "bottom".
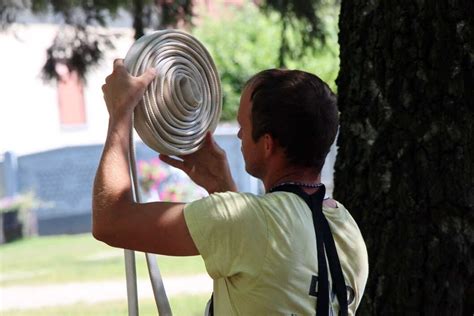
{"left": 239, "top": 69, "right": 338, "bottom": 175}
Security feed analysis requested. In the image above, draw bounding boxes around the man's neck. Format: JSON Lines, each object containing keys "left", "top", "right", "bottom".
{"left": 263, "top": 167, "right": 321, "bottom": 192}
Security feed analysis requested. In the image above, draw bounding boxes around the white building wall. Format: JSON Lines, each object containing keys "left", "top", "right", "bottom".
{"left": 0, "top": 24, "right": 135, "bottom": 156}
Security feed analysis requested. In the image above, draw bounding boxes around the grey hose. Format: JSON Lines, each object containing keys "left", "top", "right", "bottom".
{"left": 125, "top": 29, "right": 222, "bottom": 156}
{"left": 123, "top": 30, "right": 222, "bottom": 316}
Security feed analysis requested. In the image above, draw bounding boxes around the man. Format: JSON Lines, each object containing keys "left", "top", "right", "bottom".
{"left": 93, "top": 59, "right": 368, "bottom": 315}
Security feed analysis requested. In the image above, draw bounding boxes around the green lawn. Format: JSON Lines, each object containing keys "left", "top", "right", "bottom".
{"left": 3, "top": 294, "right": 209, "bottom": 316}
{"left": 1, "top": 234, "right": 209, "bottom": 315}
{"left": 0, "top": 233, "right": 206, "bottom": 286}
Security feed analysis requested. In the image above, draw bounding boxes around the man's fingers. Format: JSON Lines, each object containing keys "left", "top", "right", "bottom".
{"left": 205, "top": 131, "right": 213, "bottom": 143}
{"left": 159, "top": 154, "right": 185, "bottom": 171}
{"left": 140, "top": 68, "right": 157, "bottom": 86}
{"left": 112, "top": 59, "right": 129, "bottom": 77}
{"left": 205, "top": 131, "right": 225, "bottom": 156}
{"left": 205, "top": 132, "right": 217, "bottom": 149}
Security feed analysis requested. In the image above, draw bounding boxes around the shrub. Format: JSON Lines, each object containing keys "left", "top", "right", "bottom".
{"left": 138, "top": 158, "right": 207, "bottom": 202}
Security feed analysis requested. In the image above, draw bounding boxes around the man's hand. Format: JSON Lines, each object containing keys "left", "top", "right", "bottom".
{"left": 160, "top": 132, "right": 238, "bottom": 194}
{"left": 102, "top": 59, "right": 156, "bottom": 120}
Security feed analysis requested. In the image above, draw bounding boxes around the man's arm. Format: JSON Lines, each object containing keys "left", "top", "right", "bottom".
{"left": 92, "top": 59, "right": 198, "bottom": 256}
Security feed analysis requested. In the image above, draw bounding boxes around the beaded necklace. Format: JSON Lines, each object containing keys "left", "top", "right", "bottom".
{"left": 269, "top": 181, "right": 323, "bottom": 192}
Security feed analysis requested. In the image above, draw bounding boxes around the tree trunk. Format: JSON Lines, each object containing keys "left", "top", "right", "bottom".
{"left": 334, "top": 0, "right": 474, "bottom": 315}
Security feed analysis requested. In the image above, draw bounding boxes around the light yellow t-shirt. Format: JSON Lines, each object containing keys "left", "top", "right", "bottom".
{"left": 184, "top": 191, "right": 368, "bottom": 315}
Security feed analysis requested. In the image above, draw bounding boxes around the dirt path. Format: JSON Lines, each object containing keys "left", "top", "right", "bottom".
{"left": 0, "top": 274, "right": 212, "bottom": 311}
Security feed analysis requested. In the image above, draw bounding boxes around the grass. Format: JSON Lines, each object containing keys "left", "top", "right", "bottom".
{"left": 0, "top": 233, "right": 207, "bottom": 286}
{"left": 1, "top": 234, "right": 210, "bottom": 315}
{"left": 3, "top": 294, "right": 210, "bottom": 316}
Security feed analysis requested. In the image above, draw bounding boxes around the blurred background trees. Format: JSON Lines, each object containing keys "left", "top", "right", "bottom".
{"left": 194, "top": 2, "right": 339, "bottom": 120}
{"left": 0, "top": 0, "right": 193, "bottom": 81}
{"left": 0, "top": 0, "right": 339, "bottom": 121}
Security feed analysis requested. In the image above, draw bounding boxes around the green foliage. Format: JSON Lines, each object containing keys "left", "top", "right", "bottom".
{"left": 259, "top": 0, "right": 339, "bottom": 66}
{"left": 193, "top": 5, "right": 279, "bottom": 121}
{"left": 260, "top": 0, "right": 324, "bottom": 66}
{"left": 193, "top": 3, "right": 340, "bottom": 121}
{"left": 159, "top": 0, "right": 194, "bottom": 29}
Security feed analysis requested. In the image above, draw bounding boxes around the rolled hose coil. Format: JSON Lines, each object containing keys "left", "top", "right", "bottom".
{"left": 124, "top": 29, "right": 222, "bottom": 156}
{"left": 123, "top": 29, "right": 222, "bottom": 316}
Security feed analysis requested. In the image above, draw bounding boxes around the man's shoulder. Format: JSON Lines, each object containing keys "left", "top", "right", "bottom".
{"left": 264, "top": 191, "right": 339, "bottom": 208}
{"left": 323, "top": 198, "right": 337, "bottom": 208}
{"left": 206, "top": 191, "right": 263, "bottom": 203}
{"left": 185, "top": 191, "right": 264, "bottom": 214}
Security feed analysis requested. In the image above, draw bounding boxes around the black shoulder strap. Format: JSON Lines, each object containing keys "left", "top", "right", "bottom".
{"left": 271, "top": 184, "right": 348, "bottom": 316}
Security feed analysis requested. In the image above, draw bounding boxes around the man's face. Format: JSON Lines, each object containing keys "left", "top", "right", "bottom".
{"left": 237, "top": 86, "right": 265, "bottom": 178}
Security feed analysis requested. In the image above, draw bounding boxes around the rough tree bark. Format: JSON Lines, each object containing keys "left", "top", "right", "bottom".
{"left": 334, "top": 0, "right": 473, "bottom": 315}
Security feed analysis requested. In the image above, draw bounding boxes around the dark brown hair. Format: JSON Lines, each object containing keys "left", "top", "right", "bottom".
{"left": 246, "top": 69, "right": 338, "bottom": 173}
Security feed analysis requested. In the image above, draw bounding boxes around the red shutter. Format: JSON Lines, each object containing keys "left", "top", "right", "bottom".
{"left": 56, "top": 64, "right": 86, "bottom": 126}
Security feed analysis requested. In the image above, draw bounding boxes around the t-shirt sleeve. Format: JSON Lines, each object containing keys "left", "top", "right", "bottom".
{"left": 184, "top": 192, "right": 267, "bottom": 279}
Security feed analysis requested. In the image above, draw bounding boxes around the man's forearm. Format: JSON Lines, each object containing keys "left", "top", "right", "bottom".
{"left": 92, "top": 116, "right": 133, "bottom": 237}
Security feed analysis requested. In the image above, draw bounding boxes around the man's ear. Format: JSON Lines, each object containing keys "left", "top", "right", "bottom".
{"left": 263, "top": 133, "right": 276, "bottom": 157}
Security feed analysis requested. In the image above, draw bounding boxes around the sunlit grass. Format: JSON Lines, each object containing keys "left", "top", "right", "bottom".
{"left": 2, "top": 294, "right": 209, "bottom": 316}
{"left": 0, "top": 234, "right": 206, "bottom": 286}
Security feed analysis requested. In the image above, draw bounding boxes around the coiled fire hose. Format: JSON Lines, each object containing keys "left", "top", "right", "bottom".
{"left": 123, "top": 29, "right": 222, "bottom": 316}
